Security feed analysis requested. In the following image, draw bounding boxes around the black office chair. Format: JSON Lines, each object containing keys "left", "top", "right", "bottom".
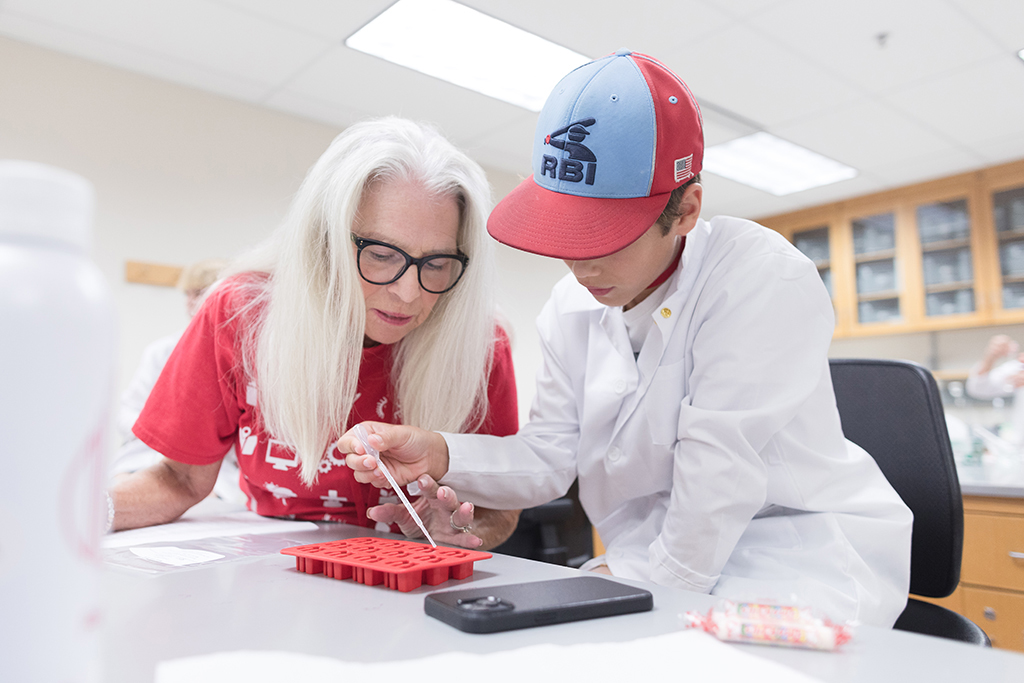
{"left": 492, "top": 480, "right": 593, "bottom": 568}
{"left": 829, "top": 358, "right": 990, "bottom": 645}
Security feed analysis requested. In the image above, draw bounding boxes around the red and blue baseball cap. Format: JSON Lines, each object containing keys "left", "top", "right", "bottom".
{"left": 487, "top": 50, "right": 704, "bottom": 260}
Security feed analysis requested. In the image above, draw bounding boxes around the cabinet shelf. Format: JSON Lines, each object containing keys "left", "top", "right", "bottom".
{"left": 854, "top": 250, "right": 895, "bottom": 263}
{"left": 857, "top": 291, "right": 900, "bottom": 302}
{"left": 925, "top": 281, "right": 974, "bottom": 294}
{"left": 921, "top": 238, "right": 971, "bottom": 252}
{"left": 997, "top": 229, "right": 1024, "bottom": 241}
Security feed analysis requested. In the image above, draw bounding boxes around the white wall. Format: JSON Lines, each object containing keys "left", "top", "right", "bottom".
{"left": 0, "top": 36, "right": 563, "bottom": 424}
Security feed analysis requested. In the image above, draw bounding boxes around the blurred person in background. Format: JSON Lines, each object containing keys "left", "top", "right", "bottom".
{"left": 112, "top": 258, "right": 243, "bottom": 501}
{"left": 966, "top": 333, "right": 1024, "bottom": 446}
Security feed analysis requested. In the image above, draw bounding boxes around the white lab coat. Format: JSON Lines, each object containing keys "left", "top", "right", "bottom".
{"left": 966, "top": 359, "right": 1024, "bottom": 445}
{"left": 443, "top": 216, "right": 912, "bottom": 626}
{"left": 113, "top": 333, "right": 181, "bottom": 475}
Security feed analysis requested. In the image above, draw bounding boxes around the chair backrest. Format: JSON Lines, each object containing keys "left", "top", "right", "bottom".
{"left": 828, "top": 358, "right": 963, "bottom": 598}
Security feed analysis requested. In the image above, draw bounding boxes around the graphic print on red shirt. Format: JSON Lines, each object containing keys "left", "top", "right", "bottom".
{"left": 133, "top": 275, "right": 519, "bottom": 525}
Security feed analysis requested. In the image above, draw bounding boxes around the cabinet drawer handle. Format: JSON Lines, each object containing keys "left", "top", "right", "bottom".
{"left": 1011, "top": 551, "right": 1024, "bottom": 560}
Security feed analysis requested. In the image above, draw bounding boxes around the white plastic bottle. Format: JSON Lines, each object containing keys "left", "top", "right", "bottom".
{"left": 0, "top": 161, "right": 116, "bottom": 682}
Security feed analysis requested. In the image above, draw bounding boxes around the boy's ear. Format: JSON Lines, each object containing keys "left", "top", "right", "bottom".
{"left": 672, "top": 183, "right": 703, "bottom": 237}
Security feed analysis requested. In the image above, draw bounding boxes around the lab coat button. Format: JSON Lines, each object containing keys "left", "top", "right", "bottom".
{"left": 614, "top": 379, "right": 626, "bottom": 394}
{"left": 660, "top": 307, "right": 672, "bottom": 319}
{"left": 607, "top": 447, "right": 622, "bottom": 462}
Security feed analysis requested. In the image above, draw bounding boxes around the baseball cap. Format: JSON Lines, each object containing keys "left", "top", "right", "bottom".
{"left": 487, "top": 50, "right": 703, "bottom": 260}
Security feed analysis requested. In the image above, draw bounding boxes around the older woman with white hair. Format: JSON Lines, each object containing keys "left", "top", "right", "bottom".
{"left": 109, "top": 117, "right": 520, "bottom": 548}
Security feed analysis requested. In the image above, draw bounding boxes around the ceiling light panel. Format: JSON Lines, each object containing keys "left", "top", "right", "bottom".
{"left": 703, "top": 132, "right": 858, "bottom": 196}
{"left": 346, "top": 0, "right": 590, "bottom": 112}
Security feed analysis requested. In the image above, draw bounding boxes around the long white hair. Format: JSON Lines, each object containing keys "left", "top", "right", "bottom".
{"left": 221, "top": 117, "right": 498, "bottom": 485}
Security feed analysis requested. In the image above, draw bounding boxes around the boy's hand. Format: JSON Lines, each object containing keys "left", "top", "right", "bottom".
{"left": 338, "top": 422, "right": 450, "bottom": 488}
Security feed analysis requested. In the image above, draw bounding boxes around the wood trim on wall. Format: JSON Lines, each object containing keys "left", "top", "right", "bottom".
{"left": 125, "top": 260, "right": 183, "bottom": 287}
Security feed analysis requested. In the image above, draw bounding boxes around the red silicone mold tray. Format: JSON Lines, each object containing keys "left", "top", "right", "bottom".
{"left": 281, "top": 537, "right": 491, "bottom": 592}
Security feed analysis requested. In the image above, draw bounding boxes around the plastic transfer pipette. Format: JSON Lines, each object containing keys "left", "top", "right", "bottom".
{"left": 354, "top": 423, "right": 436, "bottom": 548}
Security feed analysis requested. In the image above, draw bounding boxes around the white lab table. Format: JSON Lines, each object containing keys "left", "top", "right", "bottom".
{"left": 100, "top": 514, "right": 1024, "bottom": 682}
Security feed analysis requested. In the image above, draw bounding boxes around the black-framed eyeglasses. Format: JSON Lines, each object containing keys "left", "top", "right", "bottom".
{"left": 351, "top": 235, "right": 469, "bottom": 294}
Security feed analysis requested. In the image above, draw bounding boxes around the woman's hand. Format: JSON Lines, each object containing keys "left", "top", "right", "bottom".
{"left": 338, "top": 422, "right": 450, "bottom": 488}
{"left": 369, "top": 475, "right": 482, "bottom": 549}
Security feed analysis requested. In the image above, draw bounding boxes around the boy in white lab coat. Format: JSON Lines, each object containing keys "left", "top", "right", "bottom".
{"left": 343, "top": 50, "right": 913, "bottom": 626}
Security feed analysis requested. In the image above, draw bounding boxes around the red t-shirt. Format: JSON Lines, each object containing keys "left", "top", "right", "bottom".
{"left": 133, "top": 275, "right": 519, "bottom": 525}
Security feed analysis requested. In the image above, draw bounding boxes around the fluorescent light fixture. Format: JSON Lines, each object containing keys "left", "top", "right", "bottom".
{"left": 703, "top": 132, "right": 858, "bottom": 196}
{"left": 1018, "top": 48, "right": 1024, "bottom": 63}
{"left": 346, "top": 0, "right": 590, "bottom": 112}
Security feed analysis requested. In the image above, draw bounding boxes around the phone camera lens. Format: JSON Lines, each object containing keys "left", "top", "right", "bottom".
{"left": 456, "top": 595, "right": 513, "bottom": 611}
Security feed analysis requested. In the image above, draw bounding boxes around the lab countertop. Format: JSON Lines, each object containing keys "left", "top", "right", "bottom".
{"left": 957, "top": 457, "right": 1024, "bottom": 498}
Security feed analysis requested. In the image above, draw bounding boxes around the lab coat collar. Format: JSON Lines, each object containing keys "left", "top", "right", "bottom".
{"left": 647, "top": 217, "right": 710, "bottom": 342}
{"left": 610, "top": 218, "right": 711, "bottom": 439}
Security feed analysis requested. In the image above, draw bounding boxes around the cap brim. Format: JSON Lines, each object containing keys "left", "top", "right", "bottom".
{"left": 487, "top": 175, "right": 671, "bottom": 260}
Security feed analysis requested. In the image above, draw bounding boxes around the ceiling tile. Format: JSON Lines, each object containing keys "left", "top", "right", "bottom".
{"left": 750, "top": 0, "right": 1003, "bottom": 95}
{"left": 2, "top": 0, "right": 331, "bottom": 86}
{"left": 0, "top": 0, "right": 1021, "bottom": 219}
{"left": 868, "top": 145, "right": 983, "bottom": 187}
{"left": 0, "top": 13, "right": 270, "bottom": 102}
{"left": 214, "top": 0, "right": 390, "bottom": 42}
{"left": 702, "top": 117, "right": 747, "bottom": 147}
{"left": 885, "top": 56, "right": 1024, "bottom": 150}
{"left": 281, "top": 45, "right": 533, "bottom": 149}
{"left": 701, "top": 170, "right": 884, "bottom": 221}
{"left": 669, "top": 23, "right": 862, "bottom": 128}
{"left": 463, "top": 0, "right": 733, "bottom": 59}
{"left": 701, "top": 0, "right": 792, "bottom": 20}
{"left": 771, "top": 99, "right": 962, "bottom": 171}
{"left": 974, "top": 129, "right": 1024, "bottom": 167}
{"left": 947, "top": 0, "right": 1024, "bottom": 53}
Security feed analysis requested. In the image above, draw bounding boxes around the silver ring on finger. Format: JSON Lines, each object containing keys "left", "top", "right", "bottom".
{"left": 449, "top": 510, "right": 472, "bottom": 533}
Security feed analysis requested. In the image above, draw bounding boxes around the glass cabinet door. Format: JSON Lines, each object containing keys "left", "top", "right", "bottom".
{"left": 917, "top": 198, "right": 974, "bottom": 316}
{"left": 853, "top": 212, "right": 900, "bottom": 323}
{"left": 994, "top": 185, "right": 1024, "bottom": 310}
{"left": 792, "top": 226, "right": 832, "bottom": 298}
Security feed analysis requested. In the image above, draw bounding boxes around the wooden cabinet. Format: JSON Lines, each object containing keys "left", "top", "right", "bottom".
{"left": 963, "top": 587, "right": 1024, "bottom": 652}
{"left": 761, "top": 159, "right": 1024, "bottom": 338}
{"left": 935, "top": 495, "right": 1024, "bottom": 652}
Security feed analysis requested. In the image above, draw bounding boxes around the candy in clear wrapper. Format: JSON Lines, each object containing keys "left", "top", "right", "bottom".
{"left": 685, "top": 600, "right": 853, "bottom": 651}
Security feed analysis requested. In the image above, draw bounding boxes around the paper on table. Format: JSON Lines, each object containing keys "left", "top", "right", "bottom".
{"left": 154, "top": 630, "right": 823, "bottom": 683}
{"left": 129, "top": 546, "right": 225, "bottom": 566}
{"left": 103, "top": 511, "right": 317, "bottom": 549}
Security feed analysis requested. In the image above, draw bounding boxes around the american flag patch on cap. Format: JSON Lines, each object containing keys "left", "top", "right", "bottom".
{"left": 674, "top": 155, "right": 694, "bottom": 183}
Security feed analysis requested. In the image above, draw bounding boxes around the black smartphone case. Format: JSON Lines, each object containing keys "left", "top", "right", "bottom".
{"left": 424, "top": 575, "right": 654, "bottom": 633}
